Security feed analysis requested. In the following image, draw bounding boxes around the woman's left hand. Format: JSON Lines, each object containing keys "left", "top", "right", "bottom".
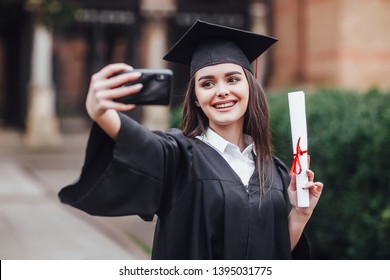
{"left": 288, "top": 166, "right": 324, "bottom": 218}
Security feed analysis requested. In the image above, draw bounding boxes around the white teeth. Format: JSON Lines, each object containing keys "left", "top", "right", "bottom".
{"left": 215, "top": 102, "right": 235, "bottom": 109}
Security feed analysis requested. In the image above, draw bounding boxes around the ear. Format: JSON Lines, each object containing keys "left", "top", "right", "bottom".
{"left": 195, "top": 100, "right": 200, "bottom": 107}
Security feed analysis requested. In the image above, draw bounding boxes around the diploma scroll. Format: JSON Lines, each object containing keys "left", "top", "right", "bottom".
{"left": 288, "top": 91, "right": 310, "bottom": 207}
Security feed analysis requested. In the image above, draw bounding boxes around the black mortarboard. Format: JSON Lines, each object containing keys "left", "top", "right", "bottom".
{"left": 163, "top": 20, "right": 278, "bottom": 76}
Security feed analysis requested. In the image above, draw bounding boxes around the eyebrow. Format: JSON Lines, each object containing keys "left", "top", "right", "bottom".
{"left": 197, "top": 71, "right": 243, "bottom": 82}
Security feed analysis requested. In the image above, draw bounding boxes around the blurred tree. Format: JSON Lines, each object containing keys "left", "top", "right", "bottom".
{"left": 24, "top": 0, "right": 77, "bottom": 30}
{"left": 268, "top": 88, "right": 390, "bottom": 259}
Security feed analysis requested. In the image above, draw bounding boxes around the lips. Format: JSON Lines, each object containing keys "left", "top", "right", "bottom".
{"left": 213, "top": 101, "right": 237, "bottom": 109}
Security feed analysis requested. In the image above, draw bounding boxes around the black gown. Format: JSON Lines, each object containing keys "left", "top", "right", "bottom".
{"left": 58, "top": 113, "right": 310, "bottom": 259}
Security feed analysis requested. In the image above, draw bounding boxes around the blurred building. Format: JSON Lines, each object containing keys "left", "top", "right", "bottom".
{"left": 0, "top": 0, "right": 389, "bottom": 132}
{"left": 270, "top": 0, "right": 390, "bottom": 91}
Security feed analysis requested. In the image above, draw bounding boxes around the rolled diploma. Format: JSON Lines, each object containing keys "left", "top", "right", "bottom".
{"left": 288, "top": 91, "right": 310, "bottom": 207}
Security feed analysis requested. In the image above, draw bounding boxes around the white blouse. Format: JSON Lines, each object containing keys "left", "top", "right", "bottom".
{"left": 196, "top": 128, "right": 255, "bottom": 186}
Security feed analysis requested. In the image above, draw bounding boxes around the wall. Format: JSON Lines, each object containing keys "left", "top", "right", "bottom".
{"left": 270, "top": 0, "right": 390, "bottom": 91}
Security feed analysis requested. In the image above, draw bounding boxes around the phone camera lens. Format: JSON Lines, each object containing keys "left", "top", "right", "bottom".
{"left": 156, "top": 74, "right": 166, "bottom": 81}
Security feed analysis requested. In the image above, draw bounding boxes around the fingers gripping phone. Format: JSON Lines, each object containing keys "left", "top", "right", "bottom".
{"left": 112, "top": 69, "right": 173, "bottom": 105}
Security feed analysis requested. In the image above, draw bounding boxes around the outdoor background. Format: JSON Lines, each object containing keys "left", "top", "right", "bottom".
{"left": 1, "top": 0, "right": 389, "bottom": 259}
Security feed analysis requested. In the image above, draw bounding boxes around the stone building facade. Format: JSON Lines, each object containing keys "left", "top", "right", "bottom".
{"left": 0, "top": 0, "right": 389, "bottom": 133}
{"left": 270, "top": 0, "right": 390, "bottom": 91}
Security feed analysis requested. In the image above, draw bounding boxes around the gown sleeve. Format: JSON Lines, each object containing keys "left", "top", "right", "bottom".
{"left": 274, "top": 156, "right": 311, "bottom": 259}
{"left": 58, "top": 112, "right": 180, "bottom": 221}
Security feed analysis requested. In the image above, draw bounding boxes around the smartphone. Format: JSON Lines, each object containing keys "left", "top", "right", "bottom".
{"left": 112, "top": 69, "right": 173, "bottom": 105}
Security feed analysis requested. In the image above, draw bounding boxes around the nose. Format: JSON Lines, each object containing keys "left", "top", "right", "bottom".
{"left": 216, "top": 84, "right": 229, "bottom": 97}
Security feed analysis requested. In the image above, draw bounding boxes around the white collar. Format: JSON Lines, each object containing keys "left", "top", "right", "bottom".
{"left": 196, "top": 128, "right": 254, "bottom": 155}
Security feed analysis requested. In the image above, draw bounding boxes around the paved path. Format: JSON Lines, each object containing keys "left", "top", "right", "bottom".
{"left": 0, "top": 127, "right": 154, "bottom": 259}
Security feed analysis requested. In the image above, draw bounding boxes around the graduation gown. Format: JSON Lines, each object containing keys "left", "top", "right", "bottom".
{"left": 58, "top": 113, "right": 310, "bottom": 259}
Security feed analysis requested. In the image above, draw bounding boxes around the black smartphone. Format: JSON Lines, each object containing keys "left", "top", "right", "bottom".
{"left": 112, "top": 69, "right": 173, "bottom": 105}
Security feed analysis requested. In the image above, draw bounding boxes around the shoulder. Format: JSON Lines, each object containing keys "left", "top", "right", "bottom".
{"left": 165, "top": 128, "right": 197, "bottom": 147}
{"left": 272, "top": 155, "right": 291, "bottom": 186}
{"left": 166, "top": 127, "right": 185, "bottom": 138}
{"left": 272, "top": 155, "right": 289, "bottom": 174}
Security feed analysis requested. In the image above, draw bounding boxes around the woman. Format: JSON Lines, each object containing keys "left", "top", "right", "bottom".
{"left": 59, "top": 20, "right": 323, "bottom": 259}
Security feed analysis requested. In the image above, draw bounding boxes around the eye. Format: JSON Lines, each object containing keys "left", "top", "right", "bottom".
{"left": 201, "top": 80, "right": 214, "bottom": 88}
{"left": 227, "top": 76, "right": 240, "bottom": 83}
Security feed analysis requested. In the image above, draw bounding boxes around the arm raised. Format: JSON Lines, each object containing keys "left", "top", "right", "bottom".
{"left": 85, "top": 63, "right": 143, "bottom": 140}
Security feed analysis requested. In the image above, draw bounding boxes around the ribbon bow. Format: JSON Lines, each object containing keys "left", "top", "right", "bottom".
{"left": 290, "top": 137, "right": 308, "bottom": 175}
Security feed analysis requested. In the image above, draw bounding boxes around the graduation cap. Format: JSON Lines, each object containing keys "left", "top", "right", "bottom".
{"left": 163, "top": 20, "right": 278, "bottom": 77}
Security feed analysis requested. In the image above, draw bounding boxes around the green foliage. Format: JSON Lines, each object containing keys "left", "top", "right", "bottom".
{"left": 268, "top": 88, "right": 390, "bottom": 259}
{"left": 42, "top": 0, "right": 77, "bottom": 30}
{"left": 170, "top": 105, "right": 183, "bottom": 129}
{"left": 169, "top": 88, "right": 390, "bottom": 259}
{"left": 25, "top": 0, "right": 78, "bottom": 30}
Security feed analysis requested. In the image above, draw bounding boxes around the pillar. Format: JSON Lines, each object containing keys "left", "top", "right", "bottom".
{"left": 249, "top": 1, "right": 269, "bottom": 85}
{"left": 24, "top": 23, "right": 62, "bottom": 148}
{"left": 139, "top": 0, "right": 176, "bottom": 131}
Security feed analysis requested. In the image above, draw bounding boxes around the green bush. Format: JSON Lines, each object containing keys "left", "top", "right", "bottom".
{"left": 170, "top": 88, "right": 390, "bottom": 259}
{"left": 268, "top": 88, "right": 390, "bottom": 259}
{"left": 170, "top": 105, "right": 183, "bottom": 130}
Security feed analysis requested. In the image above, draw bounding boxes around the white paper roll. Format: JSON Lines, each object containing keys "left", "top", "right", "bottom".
{"left": 288, "top": 91, "right": 310, "bottom": 207}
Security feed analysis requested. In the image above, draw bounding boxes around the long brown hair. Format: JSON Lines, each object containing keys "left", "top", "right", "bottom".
{"left": 181, "top": 67, "right": 273, "bottom": 198}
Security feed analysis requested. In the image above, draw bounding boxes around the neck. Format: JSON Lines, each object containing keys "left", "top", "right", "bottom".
{"left": 210, "top": 122, "right": 246, "bottom": 151}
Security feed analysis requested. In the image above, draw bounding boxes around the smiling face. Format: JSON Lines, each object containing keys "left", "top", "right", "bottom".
{"left": 194, "top": 63, "right": 250, "bottom": 133}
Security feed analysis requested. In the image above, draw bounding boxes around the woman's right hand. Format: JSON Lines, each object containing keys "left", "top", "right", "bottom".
{"left": 85, "top": 63, "right": 143, "bottom": 140}
{"left": 86, "top": 63, "right": 142, "bottom": 121}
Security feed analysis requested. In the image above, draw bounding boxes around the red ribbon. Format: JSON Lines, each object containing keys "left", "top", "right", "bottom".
{"left": 290, "top": 137, "right": 308, "bottom": 175}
